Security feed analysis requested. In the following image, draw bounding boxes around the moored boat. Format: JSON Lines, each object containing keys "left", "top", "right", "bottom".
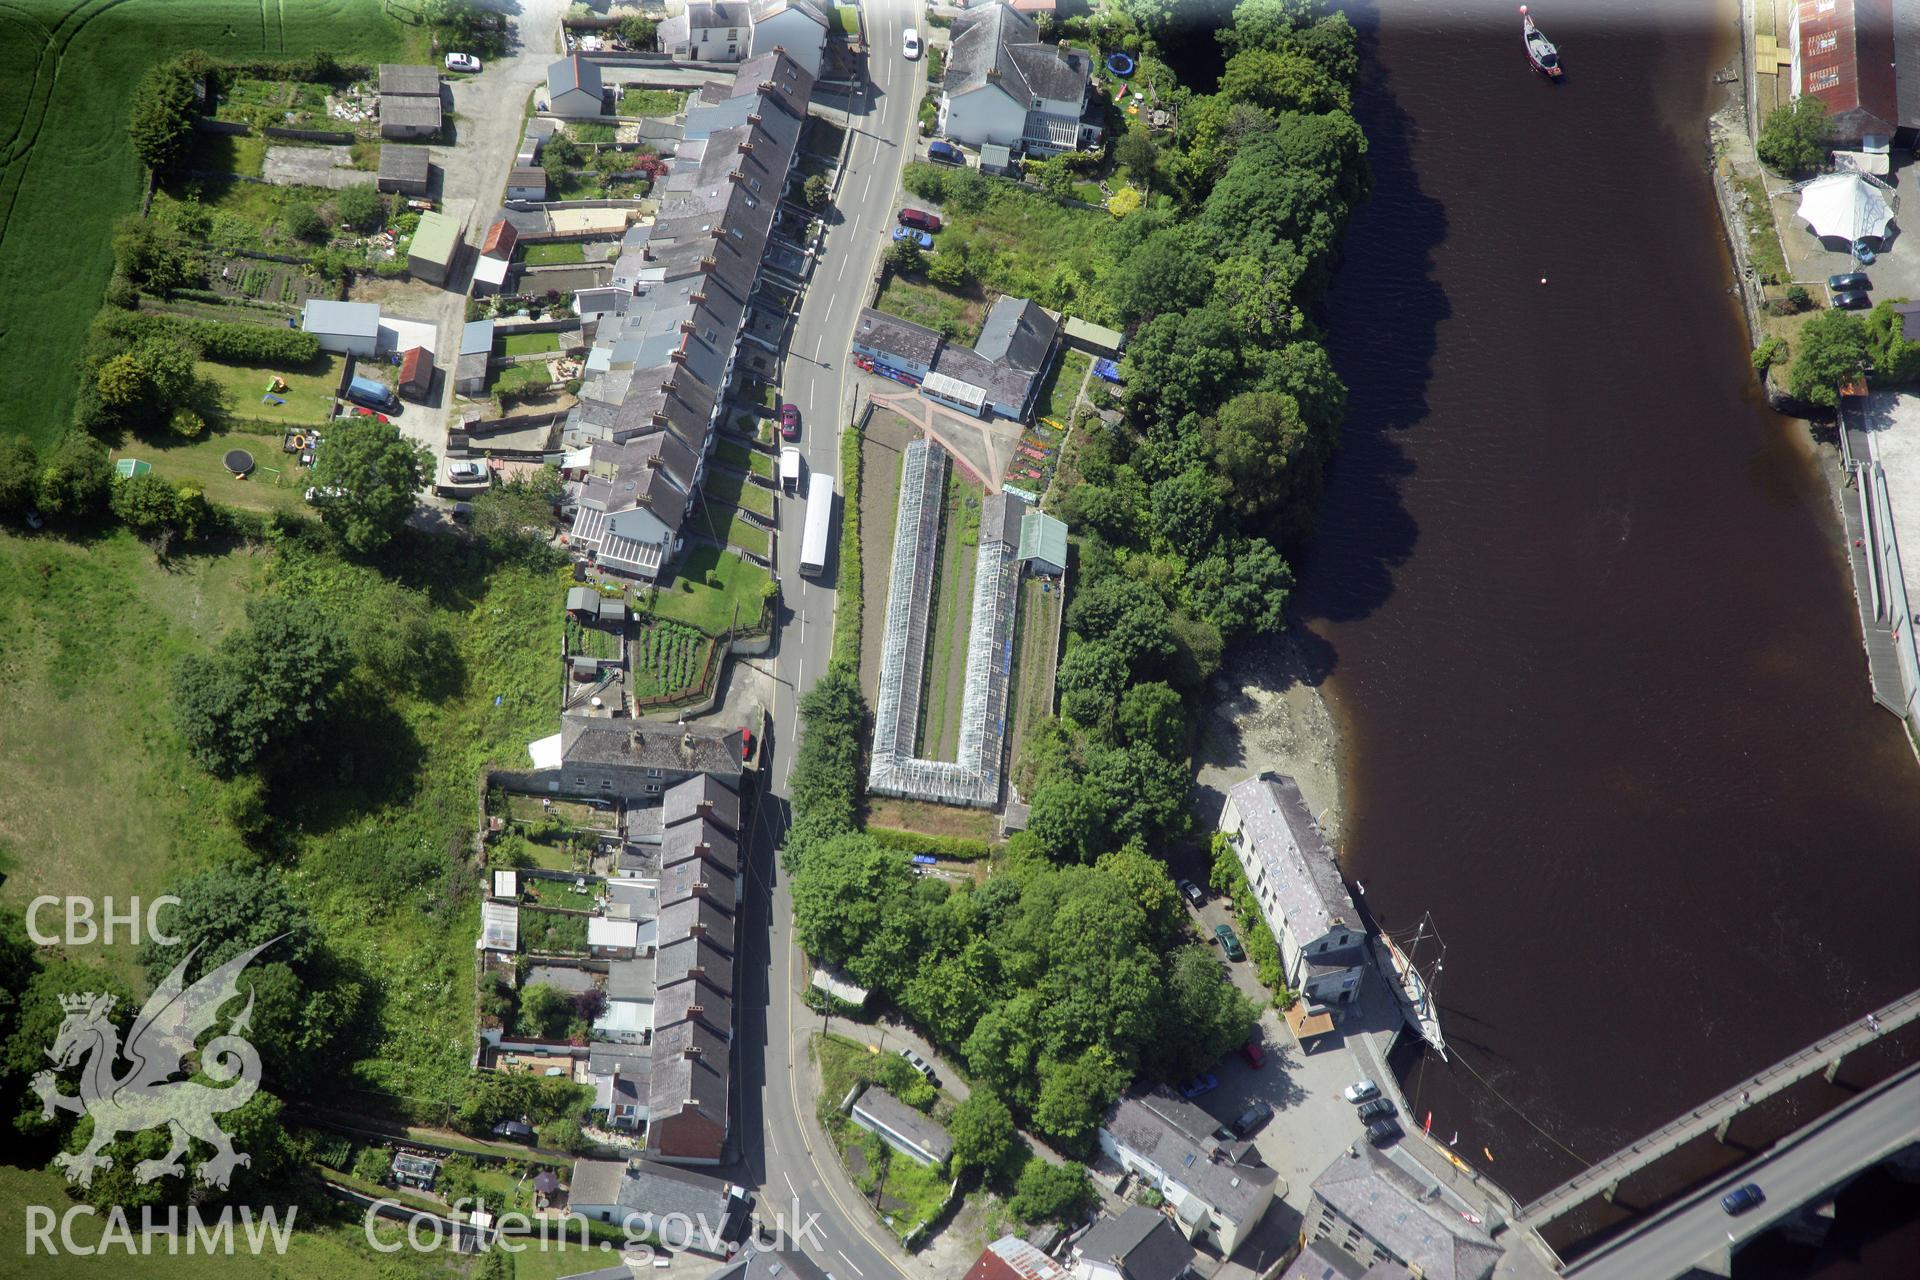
{"left": 1521, "top": 6, "right": 1563, "bottom": 80}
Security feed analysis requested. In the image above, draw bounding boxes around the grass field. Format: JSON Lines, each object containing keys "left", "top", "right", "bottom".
{"left": 199, "top": 354, "right": 344, "bottom": 423}
{"left": 876, "top": 275, "right": 986, "bottom": 342}
{"left": 618, "top": 88, "right": 686, "bottom": 117}
{"left": 0, "top": 527, "right": 266, "bottom": 986}
{"left": 714, "top": 437, "right": 774, "bottom": 479}
{"left": 649, "top": 544, "right": 771, "bottom": 635}
{"left": 0, "top": 0, "right": 420, "bottom": 449}
{"left": 186, "top": 127, "right": 269, "bottom": 177}
{"left": 136, "top": 432, "right": 316, "bottom": 516}
{"left": 1036, "top": 348, "right": 1090, "bottom": 424}
{"left": 522, "top": 242, "right": 585, "bottom": 266}
{"left": 503, "top": 331, "right": 563, "bottom": 355}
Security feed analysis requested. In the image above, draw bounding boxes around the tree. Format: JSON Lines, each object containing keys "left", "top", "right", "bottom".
{"left": 1031, "top": 155, "right": 1077, "bottom": 201}
{"left": 333, "top": 183, "right": 385, "bottom": 232}
{"left": 1150, "top": 467, "right": 1225, "bottom": 561}
{"left": 949, "top": 1091, "right": 1017, "bottom": 1176}
{"left": 1055, "top": 640, "right": 1130, "bottom": 729}
{"left": 1757, "top": 95, "right": 1828, "bottom": 176}
{"left": 127, "top": 60, "right": 199, "bottom": 173}
{"left": 803, "top": 173, "right": 830, "bottom": 210}
{"left": 0, "top": 436, "right": 39, "bottom": 514}
{"left": 1787, "top": 309, "right": 1869, "bottom": 408}
{"left": 1147, "top": 946, "right": 1259, "bottom": 1079}
{"left": 617, "top": 14, "right": 659, "bottom": 48}
{"left": 110, "top": 473, "right": 183, "bottom": 536}
{"left": 353, "top": 1147, "right": 393, "bottom": 1184}
{"left": 283, "top": 202, "right": 325, "bottom": 242}
{"left": 307, "top": 418, "right": 430, "bottom": 554}
{"left": 1186, "top": 538, "right": 1292, "bottom": 640}
{"left": 139, "top": 867, "right": 320, "bottom": 983}
{"left": 1123, "top": 306, "right": 1243, "bottom": 423}
{"left": 1008, "top": 1158, "right": 1095, "bottom": 1223}
{"left": 96, "top": 354, "right": 147, "bottom": 408}
{"left": 1115, "top": 125, "right": 1158, "bottom": 190}
{"left": 886, "top": 238, "right": 926, "bottom": 275}
{"left": 519, "top": 984, "right": 575, "bottom": 1040}
{"left": 791, "top": 834, "right": 920, "bottom": 986}
{"left": 1025, "top": 775, "right": 1112, "bottom": 864}
{"left": 1865, "top": 300, "right": 1920, "bottom": 384}
{"left": 1116, "top": 682, "right": 1184, "bottom": 755}
{"left": 1219, "top": 48, "right": 1348, "bottom": 115}
{"left": 1111, "top": 229, "right": 1211, "bottom": 326}
{"left": 171, "top": 597, "right": 353, "bottom": 776}
{"left": 1032, "top": 1048, "right": 1126, "bottom": 1148}
{"left": 37, "top": 435, "right": 112, "bottom": 518}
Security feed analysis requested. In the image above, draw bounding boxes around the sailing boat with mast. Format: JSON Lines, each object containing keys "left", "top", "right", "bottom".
{"left": 1375, "top": 913, "right": 1448, "bottom": 1059}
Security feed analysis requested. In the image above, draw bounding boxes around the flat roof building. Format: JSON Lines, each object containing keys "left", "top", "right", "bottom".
{"left": 379, "top": 64, "right": 440, "bottom": 96}
{"left": 302, "top": 299, "right": 381, "bottom": 357}
{"left": 849, "top": 1086, "right": 952, "bottom": 1167}
{"left": 377, "top": 145, "right": 431, "bottom": 196}
{"left": 407, "top": 209, "right": 463, "bottom": 286}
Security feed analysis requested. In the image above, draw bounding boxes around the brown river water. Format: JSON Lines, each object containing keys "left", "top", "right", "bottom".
{"left": 1287, "top": 0, "right": 1920, "bottom": 1270}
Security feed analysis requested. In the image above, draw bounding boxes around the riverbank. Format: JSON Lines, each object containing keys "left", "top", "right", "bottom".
{"left": 1195, "top": 626, "right": 1344, "bottom": 842}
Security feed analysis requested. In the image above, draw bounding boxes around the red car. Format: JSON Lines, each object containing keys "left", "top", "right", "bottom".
{"left": 897, "top": 207, "right": 942, "bottom": 233}
{"left": 739, "top": 726, "right": 754, "bottom": 759}
{"left": 779, "top": 403, "right": 801, "bottom": 440}
{"left": 1241, "top": 1040, "right": 1266, "bottom": 1068}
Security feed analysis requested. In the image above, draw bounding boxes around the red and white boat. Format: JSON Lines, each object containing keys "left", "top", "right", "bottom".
{"left": 1521, "top": 6, "right": 1563, "bottom": 80}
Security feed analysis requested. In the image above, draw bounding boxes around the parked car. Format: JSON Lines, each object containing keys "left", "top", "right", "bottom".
{"left": 928, "top": 139, "right": 964, "bottom": 165}
{"left": 1720, "top": 1183, "right": 1764, "bottom": 1215}
{"left": 1240, "top": 1040, "right": 1266, "bottom": 1068}
{"left": 1214, "top": 923, "right": 1245, "bottom": 961}
{"left": 1828, "top": 272, "right": 1871, "bottom": 291}
{"left": 740, "top": 726, "right": 755, "bottom": 760}
{"left": 780, "top": 403, "right": 801, "bottom": 440}
{"left": 1228, "top": 1101, "right": 1273, "bottom": 1138}
{"left": 903, "top": 27, "right": 921, "bottom": 58}
{"left": 897, "top": 1048, "right": 935, "bottom": 1079}
{"left": 892, "top": 226, "right": 935, "bottom": 250}
{"left": 445, "top": 52, "right": 482, "bottom": 73}
{"left": 898, "top": 208, "right": 943, "bottom": 233}
{"left": 1833, "top": 289, "right": 1871, "bottom": 310}
{"left": 1343, "top": 1079, "right": 1381, "bottom": 1104}
{"left": 1853, "top": 237, "right": 1878, "bottom": 264}
{"left": 1177, "top": 879, "right": 1205, "bottom": 908}
{"left": 1365, "top": 1118, "right": 1402, "bottom": 1147}
{"left": 1177, "top": 1073, "right": 1218, "bottom": 1099}
{"left": 446, "top": 460, "right": 487, "bottom": 482}
{"left": 1357, "top": 1098, "right": 1397, "bottom": 1122}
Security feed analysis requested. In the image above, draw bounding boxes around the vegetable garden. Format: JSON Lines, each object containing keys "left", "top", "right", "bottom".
{"left": 631, "top": 620, "right": 714, "bottom": 703}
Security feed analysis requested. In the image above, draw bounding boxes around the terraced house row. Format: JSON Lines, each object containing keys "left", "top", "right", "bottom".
{"left": 560, "top": 51, "right": 815, "bottom": 580}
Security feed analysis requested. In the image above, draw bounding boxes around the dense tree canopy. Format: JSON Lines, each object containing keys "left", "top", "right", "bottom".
{"left": 1757, "top": 95, "right": 1828, "bottom": 176}
{"left": 306, "top": 418, "right": 430, "bottom": 554}
{"left": 172, "top": 597, "right": 354, "bottom": 776}
{"left": 1788, "top": 310, "right": 1869, "bottom": 408}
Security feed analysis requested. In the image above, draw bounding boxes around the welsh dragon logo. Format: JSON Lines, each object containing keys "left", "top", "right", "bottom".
{"left": 32, "top": 939, "right": 278, "bottom": 1190}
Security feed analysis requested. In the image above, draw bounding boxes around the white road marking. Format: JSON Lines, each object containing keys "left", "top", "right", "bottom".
{"left": 862, "top": 170, "right": 873, "bottom": 200}
{"left": 784, "top": 1171, "right": 798, "bottom": 1197}
{"left": 838, "top": 1251, "right": 865, "bottom": 1276}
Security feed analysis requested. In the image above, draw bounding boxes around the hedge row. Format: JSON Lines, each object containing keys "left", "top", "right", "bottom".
{"left": 111, "top": 310, "right": 321, "bottom": 365}
{"left": 864, "top": 824, "right": 989, "bottom": 863}
{"left": 830, "top": 422, "right": 863, "bottom": 671}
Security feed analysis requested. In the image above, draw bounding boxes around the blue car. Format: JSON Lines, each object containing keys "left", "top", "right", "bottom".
{"left": 892, "top": 226, "right": 934, "bottom": 250}
{"left": 1720, "top": 1183, "right": 1764, "bottom": 1215}
{"left": 1853, "top": 237, "right": 1878, "bottom": 264}
{"left": 1178, "top": 1073, "right": 1218, "bottom": 1099}
{"left": 928, "top": 139, "right": 964, "bottom": 165}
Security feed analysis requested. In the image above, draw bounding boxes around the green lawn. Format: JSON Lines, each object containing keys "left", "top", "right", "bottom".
{"left": 703, "top": 505, "right": 770, "bottom": 560}
{"left": 199, "top": 353, "right": 344, "bottom": 424}
{"left": 716, "top": 438, "right": 775, "bottom": 479}
{"left": 522, "top": 242, "right": 585, "bottom": 266}
{"left": 493, "top": 362, "right": 551, "bottom": 394}
{"left": 503, "top": 331, "right": 563, "bottom": 355}
{"left": 0, "top": 0, "right": 418, "bottom": 447}
{"left": 706, "top": 467, "right": 776, "bottom": 518}
{"left": 1036, "top": 348, "right": 1090, "bottom": 425}
{"left": 876, "top": 276, "right": 987, "bottom": 342}
{"left": 136, "top": 433, "right": 317, "bottom": 516}
{"left": 649, "top": 544, "right": 772, "bottom": 634}
{"left": 567, "top": 121, "right": 616, "bottom": 144}
{"left": 833, "top": 5, "right": 859, "bottom": 35}
{"left": 619, "top": 88, "right": 686, "bottom": 117}
{"left": 186, "top": 127, "right": 268, "bottom": 177}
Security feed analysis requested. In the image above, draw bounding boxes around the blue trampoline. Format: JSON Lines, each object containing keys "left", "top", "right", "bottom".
{"left": 1105, "top": 51, "right": 1135, "bottom": 77}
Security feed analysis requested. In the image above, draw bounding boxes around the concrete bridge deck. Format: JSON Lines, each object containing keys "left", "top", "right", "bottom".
{"left": 1562, "top": 1061, "right": 1920, "bottom": 1280}
{"left": 1517, "top": 987, "right": 1920, "bottom": 1231}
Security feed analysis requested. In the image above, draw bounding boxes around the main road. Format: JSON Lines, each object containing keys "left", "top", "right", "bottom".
{"left": 733, "top": 4, "right": 925, "bottom": 1279}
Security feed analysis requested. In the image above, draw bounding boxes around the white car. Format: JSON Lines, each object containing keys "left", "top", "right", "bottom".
{"left": 902, "top": 27, "right": 921, "bottom": 59}
{"left": 446, "top": 460, "right": 487, "bottom": 482}
{"left": 445, "top": 52, "right": 482, "bottom": 73}
{"left": 1343, "top": 1079, "right": 1380, "bottom": 1104}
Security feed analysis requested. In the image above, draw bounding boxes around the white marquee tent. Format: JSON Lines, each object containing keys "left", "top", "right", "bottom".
{"left": 1797, "top": 173, "right": 1897, "bottom": 243}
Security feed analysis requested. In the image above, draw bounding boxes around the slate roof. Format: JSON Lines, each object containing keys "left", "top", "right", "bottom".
{"left": 1075, "top": 1207, "right": 1195, "bottom": 1280}
{"left": 648, "top": 1019, "right": 730, "bottom": 1131}
{"left": 660, "top": 857, "right": 737, "bottom": 916}
{"left": 946, "top": 4, "right": 1087, "bottom": 106}
{"left": 652, "top": 974, "right": 733, "bottom": 1036}
{"left": 608, "top": 956, "right": 657, "bottom": 1001}
{"left": 379, "top": 145, "right": 430, "bottom": 184}
{"left": 974, "top": 296, "right": 1058, "bottom": 375}
{"left": 380, "top": 64, "right": 440, "bottom": 96}
{"left": 1274, "top": 1242, "right": 1370, "bottom": 1280}
{"left": 1103, "top": 1090, "right": 1278, "bottom": 1227}
{"left": 1309, "top": 1147, "right": 1500, "bottom": 1280}
{"left": 549, "top": 53, "right": 605, "bottom": 100}
{"left": 658, "top": 895, "right": 737, "bottom": 954}
{"left": 707, "top": 1245, "right": 833, "bottom": 1280}
{"left": 1225, "top": 775, "right": 1359, "bottom": 946}
{"left": 655, "top": 935, "right": 734, "bottom": 994}
{"left": 557, "top": 717, "right": 746, "bottom": 778}
{"left": 684, "top": 1, "right": 751, "bottom": 26}
{"left": 590, "top": 1043, "right": 653, "bottom": 1080}
{"left": 509, "top": 165, "right": 549, "bottom": 194}
{"left": 663, "top": 774, "right": 740, "bottom": 831}
{"left": 852, "top": 1086, "right": 952, "bottom": 1163}
{"left": 567, "top": 1158, "right": 743, "bottom": 1235}
{"left": 932, "top": 343, "right": 1035, "bottom": 413}
{"left": 661, "top": 818, "right": 740, "bottom": 874}
{"left": 573, "top": 437, "right": 694, "bottom": 530}
{"left": 855, "top": 307, "right": 944, "bottom": 366}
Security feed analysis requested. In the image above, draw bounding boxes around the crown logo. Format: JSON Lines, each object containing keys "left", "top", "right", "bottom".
{"left": 59, "top": 993, "right": 115, "bottom": 1018}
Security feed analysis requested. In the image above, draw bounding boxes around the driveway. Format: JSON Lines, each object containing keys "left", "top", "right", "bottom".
{"left": 263, "top": 145, "right": 368, "bottom": 189}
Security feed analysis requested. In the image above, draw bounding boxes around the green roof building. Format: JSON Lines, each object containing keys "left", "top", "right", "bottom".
{"left": 114, "top": 458, "right": 152, "bottom": 479}
{"left": 1017, "top": 507, "right": 1068, "bottom": 577}
{"left": 406, "top": 210, "right": 463, "bottom": 286}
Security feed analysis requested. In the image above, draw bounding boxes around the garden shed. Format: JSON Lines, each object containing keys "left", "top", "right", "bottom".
{"left": 376, "top": 145, "right": 431, "bottom": 196}
{"left": 302, "top": 300, "right": 381, "bottom": 357}
{"left": 407, "top": 210, "right": 464, "bottom": 286}
{"left": 507, "top": 166, "right": 548, "bottom": 202}
{"left": 398, "top": 346, "right": 432, "bottom": 401}
{"left": 380, "top": 93, "right": 443, "bottom": 140}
